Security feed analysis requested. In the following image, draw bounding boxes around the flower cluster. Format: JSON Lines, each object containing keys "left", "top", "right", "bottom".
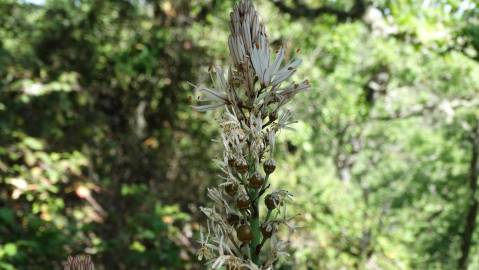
{"left": 194, "top": 1, "right": 309, "bottom": 269}
{"left": 64, "top": 255, "right": 94, "bottom": 270}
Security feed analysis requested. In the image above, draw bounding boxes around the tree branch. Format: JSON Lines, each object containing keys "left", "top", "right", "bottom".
{"left": 270, "top": 0, "right": 367, "bottom": 22}
{"left": 370, "top": 97, "right": 479, "bottom": 122}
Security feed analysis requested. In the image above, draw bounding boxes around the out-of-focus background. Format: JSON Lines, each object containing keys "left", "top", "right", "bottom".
{"left": 1, "top": 0, "right": 479, "bottom": 269}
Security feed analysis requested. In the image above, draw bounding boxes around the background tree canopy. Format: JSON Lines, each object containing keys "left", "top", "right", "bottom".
{"left": 0, "top": 0, "right": 478, "bottom": 269}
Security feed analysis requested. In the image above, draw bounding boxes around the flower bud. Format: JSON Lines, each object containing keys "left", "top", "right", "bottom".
{"left": 248, "top": 172, "right": 264, "bottom": 189}
{"left": 236, "top": 224, "right": 253, "bottom": 243}
{"left": 263, "top": 159, "right": 276, "bottom": 174}
{"left": 236, "top": 194, "right": 250, "bottom": 210}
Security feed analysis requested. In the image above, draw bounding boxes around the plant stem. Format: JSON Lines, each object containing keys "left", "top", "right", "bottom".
{"left": 250, "top": 199, "right": 261, "bottom": 264}
{"left": 265, "top": 209, "right": 272, "bottom": 222}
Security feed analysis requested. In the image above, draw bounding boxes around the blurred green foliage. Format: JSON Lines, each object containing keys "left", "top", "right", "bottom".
{"left": 0, "top": 0, "right": 479, "bottom": 269}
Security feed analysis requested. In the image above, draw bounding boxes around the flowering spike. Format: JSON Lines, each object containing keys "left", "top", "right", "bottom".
{"left": 64, "top": 255, "right": 94, "bottom": 270}
{"left": 194, "top": 0, "right": 310, "bottom": 268}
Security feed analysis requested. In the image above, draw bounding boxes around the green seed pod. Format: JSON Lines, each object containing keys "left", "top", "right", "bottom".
{"left": 225, "top": 183, "right": 238, "bottom": 196}
{"left": 237, "top": 224, "right": 253, "bottom": 243}
{"left": 248, "top": 172, "right": 264, "bottom": 188}
{"left": 236, "top": 194, "right": 250, "bottom": 210}
{"left": 263, "top": 159, "right": 276, "bottom": 174}
{"left": 264, "top": 194, "right": 278, "bottom": 210}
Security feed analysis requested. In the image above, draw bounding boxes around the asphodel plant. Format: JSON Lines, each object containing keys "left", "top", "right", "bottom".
{"left": 193, "top": 0, "right": 310, "bottom": 269}
{"left": 64, "top": 255, "right": 94, "bottom": 270}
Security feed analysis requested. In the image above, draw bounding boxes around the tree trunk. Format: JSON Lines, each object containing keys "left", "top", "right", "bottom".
{"left": 458, "top": 119, "right": 479, "bottom": 270}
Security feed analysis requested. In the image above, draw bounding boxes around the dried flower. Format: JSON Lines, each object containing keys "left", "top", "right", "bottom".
{"left": 227, "top": 213, "right": 241, "bottom": 226}
{"left": 194, "top": 0, "right": 309, "bottom": 268}
{"left": 198, "top": 229, "right": 215, "bottom": 261}
{"left": 261, "top": 222, "right": 276, "bottom": 239}
{"left": 64, "top": 255, "right": 94, "bottom": 270}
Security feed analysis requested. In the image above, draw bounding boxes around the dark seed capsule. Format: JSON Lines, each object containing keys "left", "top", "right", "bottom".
{"left": 227, "top": 213, "right": 240, "bottom": 226}
{"left": 269, "top": 111, "right": 277, "bottom": 122}
{"left": 264, "top": 194, "right": 278, "bottom": 210}
{"left": 237, "top": 224, "right": 253, "bottom": 243}
{"left": 248, "top": 172, "right": 264, "bottom": 189}
{"left": 261, "top": 223, "right": 274, "bottom": 238}
{"left": 236, "top": 195, "right": 250, "bottom": 210}
{"left": 228, "top": 158, "right": 236, "bottom": 168}
{"left": 225, "top": 183, "right": 238, "bottom": 196}
{"left": 263, "top": 159, "right": 276, "bottom": 174}
{"left": 235, "top": 159, "right": 248, "bottom": 174}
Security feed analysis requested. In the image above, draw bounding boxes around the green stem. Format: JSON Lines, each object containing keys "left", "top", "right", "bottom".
{"left": 250, "top": 200, "right": 261, "bottom": 264}
{"left": 264, "top": 209, "right": 272, "bottom": 222}
{"left": 256, "top": 174, "right": 270, "bottom": 200}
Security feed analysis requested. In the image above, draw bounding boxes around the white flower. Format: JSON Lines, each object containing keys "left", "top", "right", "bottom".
{"left": 251, "top": 34, "right": 271, "bottom": 86}
{"left": 271, "top": 58, "right": 303, "bottom": 86}
{"left": 228, "top": 0, "right": 262, "bottom": 65}
{"left": 277, "top": 110, "right": 296, "bottom": 130}
{"left": 192, "top": 67, "right": 230, "bottom": 112}
{"left": 229, "top": 35, "right": 248, "bottom": 65}
{"left": 197, "top": 229, "right": 215, "bottom": 261}
{"left": 207, "top": 187, "right": 234, "bottom": 213}
{"left": 267, "top": 128, "right": 276, "bottom": 154}
{"left": 271, "top": 235, "right": 290, "bottom": 258}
